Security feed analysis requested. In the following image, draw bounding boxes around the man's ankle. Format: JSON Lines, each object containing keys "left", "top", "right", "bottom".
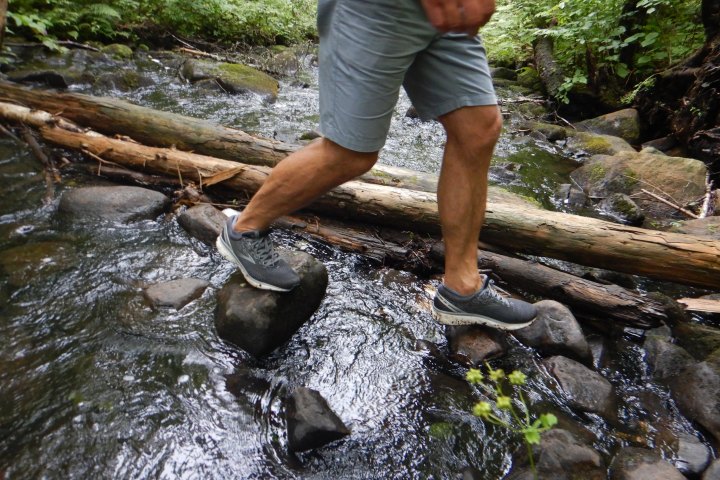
{"left": 443, "top": 275, "right": 484, "bottom": 296}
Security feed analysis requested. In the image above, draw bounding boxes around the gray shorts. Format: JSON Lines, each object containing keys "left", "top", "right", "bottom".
{"left": 317, "top": 0, "right": 497, "bottom": 153}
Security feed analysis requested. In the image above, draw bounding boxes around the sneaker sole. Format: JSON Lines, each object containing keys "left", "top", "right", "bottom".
{"left": 432, "top": 305, "right": 535, "bottom": 330}
{"left": 216, "top": 236, "right": 294, "bottom": 292}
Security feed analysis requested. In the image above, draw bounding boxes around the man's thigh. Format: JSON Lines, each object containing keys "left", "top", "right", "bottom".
{"left": 404, "top": 33, "right": 497, "bottom": 122}
{"left": 318, "top": 0, "right": 435, "bottom": 153}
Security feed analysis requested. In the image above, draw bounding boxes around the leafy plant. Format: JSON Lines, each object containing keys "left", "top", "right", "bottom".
{"left": 467, "top": 365, "right": 557, "bottom": 478}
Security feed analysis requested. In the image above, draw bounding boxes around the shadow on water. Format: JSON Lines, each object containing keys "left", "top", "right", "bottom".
{"left": 0, "top": 52, "right": 713, "bottom": 479}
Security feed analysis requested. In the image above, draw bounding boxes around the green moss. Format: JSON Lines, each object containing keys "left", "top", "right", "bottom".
{"left": 101, "top": 43, "right": 133, "bottom": 60}
{"left": 580, "top": 136, "right": 613, "bottom": 155}
{"left": 589, "top": 163, "right": 607, "bottom": 182}
{"left": 120, "top": 70, "right": 140, "bottom": 90}
{"left": 620, "top": 168, "right": 639, "bottom": 188}
{"left": 428, "top": 422, "right": 454, "bottom": 440}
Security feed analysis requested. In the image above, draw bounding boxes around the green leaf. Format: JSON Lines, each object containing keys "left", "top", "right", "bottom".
{"left": 616, "top": 63, "right": 630, "bottom": 79}
{"left": 524, "top": 429, "right": 541, "bottom": 445}
{"left": 539, "top": 413, "right": 558, "bottom": 429}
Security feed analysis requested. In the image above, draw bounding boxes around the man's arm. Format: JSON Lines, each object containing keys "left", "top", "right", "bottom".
{"left": 420, "top": 0, "right": 496, "bottom": 36}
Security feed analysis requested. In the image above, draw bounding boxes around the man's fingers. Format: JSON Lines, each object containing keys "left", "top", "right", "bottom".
{"left": 421, "top": 0, "right": 496, "bottom": 34}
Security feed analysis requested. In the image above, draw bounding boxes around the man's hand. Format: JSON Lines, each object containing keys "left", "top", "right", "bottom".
{"left": 420, "top": 0, "right": 496, "bottom": 36}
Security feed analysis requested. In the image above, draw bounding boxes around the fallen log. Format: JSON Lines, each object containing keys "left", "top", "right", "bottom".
{"left": 3, "top": 101, "right": 720, "bottom": 290}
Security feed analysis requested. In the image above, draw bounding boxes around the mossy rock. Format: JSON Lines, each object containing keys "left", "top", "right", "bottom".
{"left": 527, "top": 122, "right": 568, "bottom": 142}
{"left": 566, "top": 131, "right": 635, "bottom": 156}
{"left": 181, "top": 59, "right": 279, "bottom": 99}
{"left": 487, "top": 185, "right": 541, "bottom": 209}
{"left": 668, "top": 217, "right": 720, "bottom": 239}
{"left": 6, "top": 66, "right": 94, "bottom": 89}
{"left": 101, "top": 43, "right": 134, "bottom": 60}
{"left": 570, "top": 151, "right": 707, "bottom": 219}
{"left": 516, "top": 66, "right": 543, "bottom": 92}
{"left": 576, "top": 108, "right": 641, "bottom": 145}
{"left": 674, "top": 323, "right": 720, "bottom": 361}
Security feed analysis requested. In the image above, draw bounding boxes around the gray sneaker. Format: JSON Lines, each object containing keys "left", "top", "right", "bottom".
{"left": 216, "top": 215, "right": 301, "bottom": 292}
{"left": 432, "top": 276, "right": 537, "bottom": 330}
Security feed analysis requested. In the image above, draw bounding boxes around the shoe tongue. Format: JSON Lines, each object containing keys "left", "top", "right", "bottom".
{"left": 480, "top": 275, "right": 492, "bottom": 290}
{"left": 240, "top": 229, "right": 271, "bottom": 239}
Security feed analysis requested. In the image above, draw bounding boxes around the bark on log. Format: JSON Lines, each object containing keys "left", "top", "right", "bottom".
{"left": 0, "top": 81, "right": 440, "bottom": 193}
{"left": 5, "top": 101, "right": 720, "bottom": 290}
{"left": 0, "top": 0, "right": 8, "bottom": 51}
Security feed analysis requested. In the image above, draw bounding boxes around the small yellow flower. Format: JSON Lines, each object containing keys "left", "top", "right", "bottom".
{"left": 489, "top": 368, "right": 506, "bottom": 382}
{"left": 473, "top": 401, "right": 493, "bottom": 418}
{"left": 466, "top": 368, "right": 484, "bottom": 385}
{"left": 508, "top": 370, "right": 527, "bottom": 386}
{"left": 496, "top": 396, "right": 512, "bottom": 410}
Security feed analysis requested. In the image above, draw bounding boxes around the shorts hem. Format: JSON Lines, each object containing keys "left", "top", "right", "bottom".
{"left": 319, "top": 127, "right": 386, "bottom": 153}
{"left": 418, "top": 94, "right": 498, "bottom": 121}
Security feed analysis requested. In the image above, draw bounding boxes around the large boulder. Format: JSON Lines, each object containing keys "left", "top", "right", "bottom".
{"left": 285, "top": 387, "right": 350, "bottom": 452}
{"left": 570, "top": 151, "right": 707, "bottom": 219}
{"left": 215, "top": 251, "right": 328, "bottom": 357}
{"left": 610, "top": 447, "right": 686, "bottom": 480}
{"left": 576, "top": 109, "right": 642, "bottom": 145}
{"left": 566, "top": 132, "right": 636, "bottom": 156}
{"left": 667, "top": 355, "right": 720, "bottom": 442}
{"left": 181, "top": 59, "right": 279, "bottom": 99}
{"left": 543, "top": 356, "right": 617, "bottom": 420}
{"left": 177, "top": 204, "right": 226, "bottom": 245}
{"left": 144, "top": 278, "right": 209, "bottom": 309}
{"left": 59, "top": 186, "right": 170, "bottom": 223}
{"left": 513, "top": 301, "right": 591, "bottom": 363}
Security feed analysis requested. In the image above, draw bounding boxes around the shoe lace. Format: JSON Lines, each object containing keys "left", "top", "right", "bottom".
{"left": 251, "top": 235, "right": 280, "bottom": 267}
{"left": 482, "top": 279, "right": 511, "bottom": 307}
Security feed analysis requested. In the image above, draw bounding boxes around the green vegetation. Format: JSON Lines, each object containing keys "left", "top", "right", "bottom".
{"left": 483, "top": 0, "right": 704, "bottom": 101}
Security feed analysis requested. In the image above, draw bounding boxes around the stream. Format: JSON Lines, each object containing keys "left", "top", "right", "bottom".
{"left": 0, "top": 48, "right": 713, "bottom": 479}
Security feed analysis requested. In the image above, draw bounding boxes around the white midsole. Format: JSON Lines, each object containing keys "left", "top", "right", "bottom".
{"left": 216, "top": 236, "right": 292, "bottom": 292}
{"left": 431, "top": 305, "right": 534, "bottom": 331}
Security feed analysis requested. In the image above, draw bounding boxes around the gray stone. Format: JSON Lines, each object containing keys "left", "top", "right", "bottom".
{"left": 177, "top": 204, "right": 226, "bottom": 245}
{"left": 506, "top": 429, "right": 605, "bottom": 480}
{"left": 514, "top": 301, "right": 591, "bottom": 363}
{"left": 598, "top": 193, "right": 645, "bottom": 226}
{"left": 656, "top": 430, "right": 711, "bottom": 476}
{"left": 144, "top": 278, "right": 209, "bottom": 309}
{"left": 669, "top": 217, "right": 720, "bottom": 240}
{"left": 446, "top": 326, "right": 507, "bottom": 366}
{"left": 285, "top": 387, "right": 350, "bottom": 452}
{"left": 704, "top": 459, "right": 720, "bottom": 480}
{"left": 566, "top": 132, "right": 636, "bottom": 156}
{"left": 570, "top": 151, "right": 707, "bottom": 219}
{"left": 215, "top": 251, "right": 328, "bottom": 357}
{"left": 576, "top": 108, "right": 641, "bottom": 145}
{"left": 644, "top": 336, "right": 696, "bottom": 382}
{"left": 610, "top": 447, "right": 686, "bottom": 480}
{"left": 673, "top": 322, "right": 720, "bottom": 361}
{"left": 543, "top": 356, "right": 617, "bottom": 420}
{"left": 181, "top": 59, "right": 279, "bottom": 99}
{"left": 528, "top": 122, "right": 568, "bottom": 142}
{"left": 59, "top": 186, "right": 170, "bottom": 223}
{"left": 668, "top": 357, "right": 720, "bottom": 442}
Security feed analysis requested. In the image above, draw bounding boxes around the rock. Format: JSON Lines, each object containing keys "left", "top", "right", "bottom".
{"left": 298, "top": 130, "right": 322, "bottom": 141}
{"left": 527, "top": 122, "right": 568, "bottom": 142}
{"left": 610, "top": 447, "right": 686, "bottom": 480}
{"left": 556, "top": 184, "right": 588, "bottom": 208}
{"left": 405, "top": 105, "right": 420, "bottom": 119}
{"left": 587, "top": 334, "right": 608, "bottom": 369}
{"left": 446, "top": 326, "right": 507, "bottom": 366}
{"left": 667, "top": 356, "right": 720, "bottom": 441}
{"left": 656, "top": 429, "right": 711, "bottom": 476}
{"left": 543, "top": 356, "right": 616, "bottom": 420}
{"left": 570, "top": 151, "right": 707, "bottom": 219}
{"left": 642, "top": 136, "right": 678, "bottom": 153}
{"left": 491, "top": 67, "right": 518, "bottom": 80}
{"left": 181, "top": 59, "right": 279, "bottom": 99}
{"left": 144, "top": 278, "right": 209, "bottom": 309}
{"left": 6, "top": 66, "right": 94, "bottom": 89}
{"left": 514, "top": 301, "right": 591, "bottom": 363}
{"left": 669, "top": 217, "right": 720, "bottom": 240}
{"left": 101, "top": 44, "right": 134, "bottom": 60}
{"left": 0, "top": 241, "right": 76, "bottom": 288}
{"left": 59, "top": 186, "right": 170, "bottom": 223}
{"left": 215, "top": 251, "right": 328, "bottom": 357}
{"left": 673, "top": 323, "right": 720, "bottom": 361}
{"left": 506, "top": 429, "right": 605, "bottom": 480}
{"left": 177, "top": 204, "right": 226, "bottom": 245}
{"left": 644, "top": 336, "right": 696, "bottom": 382}
{"left": 704, "top": 459, "right": 720, "bottom": 480}
{"left": 640, "top": 146, "right": 665, "bottom": 155}
{"left": 285, "top": 387, "right": 350, "bottom": 452}
{"left": 598, "top": 193, "right": 645, "bottom": 226}
{"left": 566, "top": 131, "right": 636, "bottom": 156}
{"left": 516, "top": 66, "right": 543, "bottom": 92}
{"left": 576, "top": 109, "right": 641, "bottom": 145}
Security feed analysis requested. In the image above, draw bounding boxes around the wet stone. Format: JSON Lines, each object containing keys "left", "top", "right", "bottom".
{"left": 513, "top": 300, "right": 591, "bottom": 363}
{"left": 610, "top": 447, "right": 686, "bottom": 480}
{"left": 643, "top": 336, "right": 696, "bottom": 382}
{"left": 144, "top": 278, "right": 209, "bottom": 310}
{"left": 446, "top": 326, "right": 507, "bottom": 366}
{"left": 59, "top": 186, "right": 170, "bottom": 223}
{"left": 506, "top": 429, "right": 606, "bottom": 480}
{"left": 543, "top": 355, "right": 617, "bottom": 420}
{"left": 285, "top": 387, "right": 350, "bottom": 452}
{"left": 667, "top": 356, "right": 720, "bottom": 442}
{"left": 673, "top": 322, "right": 720, "bottom": 361}
{"left": 656, "top": 429, "right": 711, "bottom": 476}
{"left": 598, "top": 193, "right": 645, "bottom": 226}
{"left": 177, "top": 204, "right": 226, "bottom": 245}
{"left": 215, "top": 251, "right": 328, "bottom": 357}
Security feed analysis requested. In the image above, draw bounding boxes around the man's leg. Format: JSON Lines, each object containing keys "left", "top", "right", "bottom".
{"left": 437, "top": 105, "right": 501, "bottom": 295}
{"left": 234, "top": 139, "right": 378, "bottom": 232}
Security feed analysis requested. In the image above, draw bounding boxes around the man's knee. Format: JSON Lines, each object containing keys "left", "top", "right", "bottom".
{"left": 321, "top": 137, "right": 379, "bottom": 178}
{"left": 441, "top": 106, "right": 503, "bottom": 155}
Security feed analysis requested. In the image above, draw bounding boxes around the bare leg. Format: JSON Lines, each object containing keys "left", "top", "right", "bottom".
{"left": 437, "top": 105, "right": 502, "bottom": 295}
{"left": 234, "top": 138, "right": 379, "bottom": 232}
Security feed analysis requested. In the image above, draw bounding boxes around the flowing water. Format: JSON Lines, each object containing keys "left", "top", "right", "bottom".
{"left": 0, "top": 49, "right": 711, "bottom": 479}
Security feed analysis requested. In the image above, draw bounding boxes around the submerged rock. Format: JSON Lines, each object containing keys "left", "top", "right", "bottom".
{"left": 597, "top": 193, "right": 645, "bottom": 226}
{"left": 177, "top": 204, "right": 226, "bottom": 245}
{"left": 609, "top": 447, "right": 686, "bottom": 480}
{"left": 446, "top": 326, "right": 507, "bottom": 365}
{"left": 506, "top": 429, "right": 605, "bottom": 480}
{"left": 543, "top": 356, "right": 617, "bottom": 420}
{"left": 59, "top": 186, "right": 170, "bottom": 223}
{"left": 576, "top": 108, "right": 641, "bottom": 145}
{"left": 181, "top": 59, "right": 279, "bottom": 99}
{"left": 144, "top": 278, "right": 209, "bottom": 309}
{"left": 285, "top": 387, "right": 350, "bottom": 452}
{"left": 514, "top": 300, "right": 591, "bottom": 363}
{"left": 215, "top": 251, "right": 328, "bottom": 357}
